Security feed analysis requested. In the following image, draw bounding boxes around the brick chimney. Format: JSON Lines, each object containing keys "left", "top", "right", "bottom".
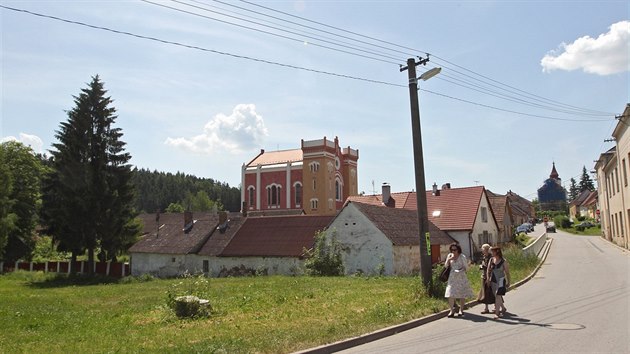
{"left": 442, "top": 183, "right": 451, "bottom": 190}
{"left": 219, "top": 211, "right": 228, "bottom": 225}
{"left": 184, "top": 211, "right": 193, "bottom": 228}
{"left": 432, "top": 182, "right": 440, "bottom": 196}
{"left": 382, "top": 183, "right": 391, "bottom": 205}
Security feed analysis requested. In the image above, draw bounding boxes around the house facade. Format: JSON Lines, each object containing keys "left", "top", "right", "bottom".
{"left": 595, "top": 103, "right": 630, "bottom": 249}
{"left": 326, "top": 201, "right": 454, "bottom": 276}
{"left": 347, "top": 184, "right": 500, "bottom": 259}
{"left": 486, "top": 190, "right": 515, "bottom": 243}
{"left": 241, "top": 136, "right": 358, "bottom": 216}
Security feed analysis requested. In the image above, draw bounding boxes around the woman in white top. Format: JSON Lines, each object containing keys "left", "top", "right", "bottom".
{"left": 444, "top": 243, "right": 474, "bottom": 317}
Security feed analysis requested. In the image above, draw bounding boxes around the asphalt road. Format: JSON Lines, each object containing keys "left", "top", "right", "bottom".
{"left": 340, "top": 226, "right": 630, "bottom": 353}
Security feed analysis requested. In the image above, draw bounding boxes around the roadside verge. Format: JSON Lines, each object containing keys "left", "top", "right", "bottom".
{"left": 294, "top": 237, "right": 554, "bottom": 354}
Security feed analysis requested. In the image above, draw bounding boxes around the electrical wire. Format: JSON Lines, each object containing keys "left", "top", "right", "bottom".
{"left": 0, "top": 5, "right": 403, "bottom": 87}
{"left": 237, "top": 0, "right": 616, "bottom": 117}
{"left": 141, "top": 0, "right": 402, "bottom": 65}
{"left": 0, "top": 4, "right": 615, "bottom": 124}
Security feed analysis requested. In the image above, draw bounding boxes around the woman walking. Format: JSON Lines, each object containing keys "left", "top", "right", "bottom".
{"left": 444, "top": 243, "right": 474, "bottom": 317}
{"left": 487, "top": 246, "right": 511, "bottom": 319}
{"left": 477, "top": 244, "right": 495, "bottom": 314}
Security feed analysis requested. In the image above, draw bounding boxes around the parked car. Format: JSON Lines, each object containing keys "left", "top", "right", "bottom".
{"left": 524, "top": 222, "right": 534, "bottom": 232}
{"left": 575, "top": 221, "right": 595, "bottom": 228}
{"left": 516, "top": 224, "right": 530, "bottom": 234}
{"left": 546, "top": 222, "right": 556, "bottom": 233}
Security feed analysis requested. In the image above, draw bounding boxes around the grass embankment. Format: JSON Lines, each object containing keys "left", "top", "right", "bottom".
{"left": 560, "top": 226, "right": 602, "bottom": 236}
{"left": 0, "top": 245, "right": 539, "bottom": 353}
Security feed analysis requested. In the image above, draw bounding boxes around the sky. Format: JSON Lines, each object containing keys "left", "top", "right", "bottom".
{"left": 1, "top": 0, "right": 628, "bottom": 202}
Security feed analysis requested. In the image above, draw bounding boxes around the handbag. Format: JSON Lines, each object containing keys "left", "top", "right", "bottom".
{"left": 439, "top": 265, "right": 450, "bottom": 282}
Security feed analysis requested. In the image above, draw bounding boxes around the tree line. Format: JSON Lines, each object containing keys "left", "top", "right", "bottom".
{"left": 0, "top": 76, "right": 241, "bottom": 266}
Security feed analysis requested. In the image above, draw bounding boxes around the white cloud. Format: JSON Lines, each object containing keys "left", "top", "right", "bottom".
{"left": 165, "top": 104, "right": 268, "bottom": 154}
{"left": 1, "top": 133, "right": 44, "bottom": 153}
{"left": 541, "top": 21, "right": 630, "bottom": 75}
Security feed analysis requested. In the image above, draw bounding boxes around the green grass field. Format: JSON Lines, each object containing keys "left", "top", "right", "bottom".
{"left": 0, "top": 247, "right": 539, "bottom": 353}
{"left": 561, "top": 226, "right": 602, "bottom": 236}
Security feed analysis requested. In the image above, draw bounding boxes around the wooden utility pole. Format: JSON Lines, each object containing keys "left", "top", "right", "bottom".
{"left": 401, "top": 57, "right": 433, "bottom": 287}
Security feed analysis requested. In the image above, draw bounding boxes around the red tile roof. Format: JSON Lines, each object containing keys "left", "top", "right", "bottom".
{"left": 348, "top": 186, "right": 488, "bottom": 231}
{"left": 351, "top": 202, "right": 454, "bottom": 246}
{"left": 129, "top": 213, "right": 220, "bottom": 254}
{"left": 246, "top": 149, "right": 302, "bottom": 166}
{"left": 220, "top": 215, "right": 334, "bottom": 257}
{"left": 486, "top": 190, "right": 508, "bottom": 226}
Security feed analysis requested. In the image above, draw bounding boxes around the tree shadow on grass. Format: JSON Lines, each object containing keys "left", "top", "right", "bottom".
{"left": 27, "top": 273, "right": 125, "bottom": 288}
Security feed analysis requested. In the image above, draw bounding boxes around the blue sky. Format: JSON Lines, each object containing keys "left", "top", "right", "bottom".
{"left": 1, "top": 1, "right": 628, "bottom": 201}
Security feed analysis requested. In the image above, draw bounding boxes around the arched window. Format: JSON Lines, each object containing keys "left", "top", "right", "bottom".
{"left": 266, "top": 184, "right": 281, "bottom": 208}
{"left": 248, "top": 186, "right": 255, "bottom": 209}
{"left": 335, "top": 178, "right": 342, "bottom": 201}
{"left": 294, "top": 182, "right": 302, "bottom": 207}
{"left": 310, "top": 198, "right": 318, "bottom": 210}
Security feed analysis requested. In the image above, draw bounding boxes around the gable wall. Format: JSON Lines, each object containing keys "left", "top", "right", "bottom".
{"left": 327, "top": 203, "right": 395, "bottom": 275}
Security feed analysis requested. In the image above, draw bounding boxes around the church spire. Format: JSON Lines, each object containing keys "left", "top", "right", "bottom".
{"left": 550, "top": 162, "right": 559, "bottom": 179}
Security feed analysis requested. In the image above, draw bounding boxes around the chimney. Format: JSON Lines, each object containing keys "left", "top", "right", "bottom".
{"left": 219, "top": 211, "right": 228, "bottom": 225}
{"left": 184, "top": 211, "right": 193, "bottom": 228}
{"left": 432, "top": 182, "right": 440, "bottom": 196}
{"left": 441, "top": 183, "right": 451, "bottom": 190}
{"left": 382, "top": 183, "right": 391, "bottom": 205}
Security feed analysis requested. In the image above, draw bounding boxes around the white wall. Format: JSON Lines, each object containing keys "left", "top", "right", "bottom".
{"left": 327, "top": 204, "right": 395, "bottom": 276}
{"left": 393, "top": 246, "right": 419, "bottom": 275}
{"left": 447, "top": 231, "right": 471, "bottom": 257}
{"left": 471, "top": 191, "right": 500, "bottom": 249}
{"left": 130, "top": 253, "right": 190, "bottom": 277}
{"left": 131, "top": 252, "right": 305, "bottom": 278}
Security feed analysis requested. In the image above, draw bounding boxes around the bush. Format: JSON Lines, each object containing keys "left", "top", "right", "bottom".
{"left": 575, "top": 225, "right": 585, "bottom": 232}
{"left": 576, "top": 215, "right": 586, "bottom": 222}
{"left": 553, "top": 215, "right": 572, "bottom": 228}
{"left": 513, "top": 233, "right": 531, "bottom": 248}
{"left": 427, "top": 264, "right": 448, "bottom": 297}
{"left": 303, "top": 230, "right": 344, "bottom": 276}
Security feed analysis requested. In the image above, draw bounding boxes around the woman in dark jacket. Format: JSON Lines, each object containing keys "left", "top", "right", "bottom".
{"left": 477, "top": 244, "right": 495, "bottom": 314}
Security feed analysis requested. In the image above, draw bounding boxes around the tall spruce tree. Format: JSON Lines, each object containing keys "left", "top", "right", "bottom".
{"left": 43, "top": 75, "right": 139, "bottom": 271}
{"left": 579, "top": 166, "right": 595, "bottom": 192}
{"left": 568, "top": 177, "right": 579, "bottom": 201}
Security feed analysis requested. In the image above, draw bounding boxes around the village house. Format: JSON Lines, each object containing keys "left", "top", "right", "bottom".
{"left": 196, "top": 215, "right": 333, "bottom": 276}
{"left": 594, "top": 103, "right": 630, "bottom": 249}
{"left": 569, "top": 190, "right": 598, "bottom": 220}
{"left": 326, "top": 200, "right": 454, "bottom": 276}
{"left": 128, "top": 212, "right": 221, "bottom": 277}
{"left": 347, "top": 183, "right": 500, "bottom": 260}
{"left": 486, "top": 190, "right": 515, "bottom": 243}
{"left": 507, "top": 190, "right": 536, "bottom": 225}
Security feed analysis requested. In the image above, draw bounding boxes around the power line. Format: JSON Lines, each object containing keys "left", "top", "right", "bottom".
{"left": 0, "top": 5, "right": 403, "bottom": 87}
{"left": 141, "top": 0, "right": 402, "bottom": 65}
{"left": 419, "top": 88, "right": 611, "bottom": 122}
{"left": 0, "top": 4, "right": 615, "bottom": 124}
{"left": 237, "top": 0, "right": 615, "bottom": 117}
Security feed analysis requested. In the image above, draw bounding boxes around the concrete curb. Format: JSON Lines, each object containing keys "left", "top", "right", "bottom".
{"left": 293, "top": 238, "right": 555, "bottom": 354}
{"left": 599, "top": 236, "right": 629, "bottom": 255}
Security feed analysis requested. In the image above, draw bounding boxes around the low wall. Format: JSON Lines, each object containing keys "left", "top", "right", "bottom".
{"left": 0, "top": 261, "right": 130, "bottom": 278}
{"left": 523, "top": 231, "right": 548, "bottom": 257}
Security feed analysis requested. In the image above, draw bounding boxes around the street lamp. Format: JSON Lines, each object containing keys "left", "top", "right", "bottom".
{"left": 400, "top": 57, "right": 441, "bottom": 288}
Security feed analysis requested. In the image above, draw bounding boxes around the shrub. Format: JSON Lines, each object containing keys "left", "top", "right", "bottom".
{"left": 513, "top": 233, "right": 531, "bottom": 248}
{"left": 575, "top": 225, "right": 585, "bottom": 232}
{"left": 576, "top": 215, "right": 586, "bottom": 222}
{"left": 553, "top": 215, "right": 572, "bottom": 228}
{"left": 303, "top": 230, "right": 344, "bottom": 276}
{"left": 427, "top": 264, "right": 447, "bottom": 297}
